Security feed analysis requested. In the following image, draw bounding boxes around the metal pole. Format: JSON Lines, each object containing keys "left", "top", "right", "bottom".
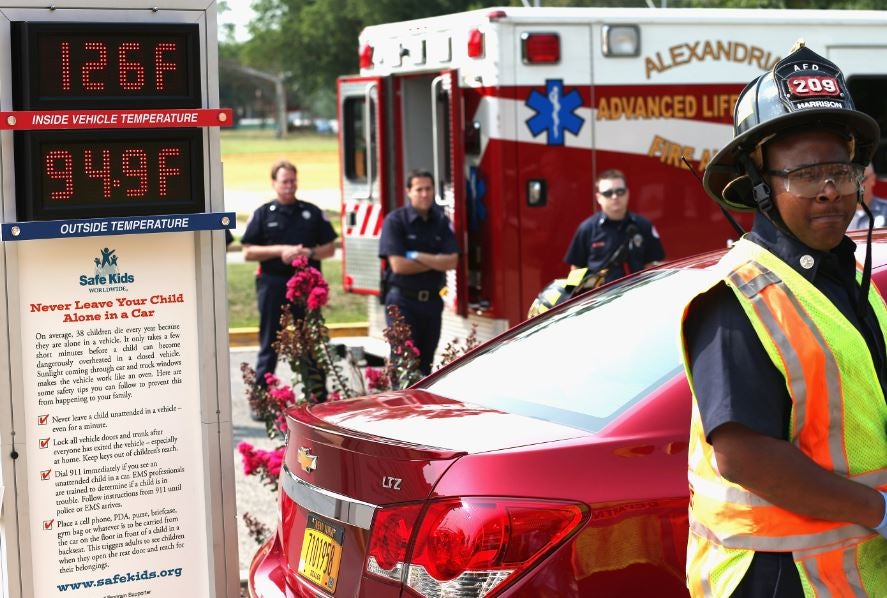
{"left": 275, "top": 77, "right": 287, "bottom": 138}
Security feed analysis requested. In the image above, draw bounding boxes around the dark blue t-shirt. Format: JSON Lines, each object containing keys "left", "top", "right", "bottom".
{"left": 563, "top": 212, "right": 665, "bottom": 284}
{"left": 378, "top": 204, "right": 459, "bottom": 291}
{"left": 241, "top": 199, "right": 337, "bottom": 277}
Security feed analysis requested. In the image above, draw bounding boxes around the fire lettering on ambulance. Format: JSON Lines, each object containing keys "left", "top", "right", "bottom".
{"left": 596, "top": 93, "right": 738, "bottom": 121}
{"left": 644, "top": 40, "right": 780, "bottom": 80}
{"left": 648, "top": 134, "right": 719, "bottom": 173}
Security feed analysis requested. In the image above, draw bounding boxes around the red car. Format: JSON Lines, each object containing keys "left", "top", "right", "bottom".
{"left": 249, "top": 231, "right": 887, "bottom": 598}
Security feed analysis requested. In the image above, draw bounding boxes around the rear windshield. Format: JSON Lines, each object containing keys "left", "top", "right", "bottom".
{"left": 422, "top": 269, "right": 707, "bottom": 432}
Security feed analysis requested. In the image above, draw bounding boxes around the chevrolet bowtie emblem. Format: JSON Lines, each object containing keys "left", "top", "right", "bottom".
{"left": 297, "top": 447, "right": 317, "bottom": 473}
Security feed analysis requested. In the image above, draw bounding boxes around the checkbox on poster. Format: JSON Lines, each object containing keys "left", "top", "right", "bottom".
{"left": 38, "top": 414, "right": 49, "bottom": 425}
{"left": 43, "top": 519, "right": 54, "bottom": 530}
{"left": 40, "top": 469, "right": 51, "bottom": 480}
{"left": 39, "top": 438, "right": 50, "bottom": 449}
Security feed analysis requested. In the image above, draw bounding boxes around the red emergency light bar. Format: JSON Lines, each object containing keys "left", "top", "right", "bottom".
{"left": 522, "top": 33, "right": 560, "bottom": 64}
{"left": 359, "top": 44, "right": 374, "bottom": 69}
{"left": 467, "top": 29, "right": 484, "bottom": 58}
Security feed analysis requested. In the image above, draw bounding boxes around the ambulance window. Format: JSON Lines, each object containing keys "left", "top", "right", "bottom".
{"left": 343, "top": 96, "right": 377, "bottom": 182}
{"left": 847, "top": 76, "right": 887, "bottom": 173}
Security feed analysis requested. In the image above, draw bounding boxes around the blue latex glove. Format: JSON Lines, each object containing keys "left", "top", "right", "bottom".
{"left": 876, "top": 491, "right": 887, "bottom": 539}
{"left": 405, "top": 251, "right": 419, "bottom": 260}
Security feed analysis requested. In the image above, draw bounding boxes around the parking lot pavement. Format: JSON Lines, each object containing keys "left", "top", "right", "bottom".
{"left": 229, "top": 345, "right": 372, "bottom": 576}
{"left": 228, "top": 338, "right": 486, "bottom": 587}
{"left": 230, "top": 348, "right": 291, "bottom": 576}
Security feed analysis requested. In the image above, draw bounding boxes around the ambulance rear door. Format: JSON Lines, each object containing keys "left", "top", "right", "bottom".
{"left": 338, "top": 76, "right": 389, "bottom": 294}
{"left": 430, "top": 69, "right": 468, "bottom": 317}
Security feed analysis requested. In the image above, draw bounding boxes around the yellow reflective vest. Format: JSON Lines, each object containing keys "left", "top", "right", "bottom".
{"left": 681, "top": 238, "right": 887, "bottom": 597}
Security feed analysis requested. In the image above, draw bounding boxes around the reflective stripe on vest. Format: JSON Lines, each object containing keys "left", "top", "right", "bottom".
{"left": 683, "top": 238, "right": 887, "bottom": 597}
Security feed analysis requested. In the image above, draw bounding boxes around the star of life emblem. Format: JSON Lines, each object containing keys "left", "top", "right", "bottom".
{"left": 525, "top": 79, "right": 585, "bottom": 145}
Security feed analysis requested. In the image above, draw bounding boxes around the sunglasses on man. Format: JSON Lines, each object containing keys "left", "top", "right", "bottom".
{"left": 598, "top": 187, "right": 627, "bottom": 198}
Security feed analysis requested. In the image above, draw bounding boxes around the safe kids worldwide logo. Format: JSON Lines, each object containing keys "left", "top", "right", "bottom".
{"left": 79, "top": 247, "right": 135, "bottom": 292}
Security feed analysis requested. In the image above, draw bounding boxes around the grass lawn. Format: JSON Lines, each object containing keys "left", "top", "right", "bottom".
{"left": 227, "top": 259, "right": 368, "bottom": 329}
{"left": 221, "top": 129, "right": 339, "bottom": 192}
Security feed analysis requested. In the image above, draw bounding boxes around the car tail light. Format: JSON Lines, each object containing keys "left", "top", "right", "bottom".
{"left": 359, "top": 44, "right": 374, "bottom": 69}
{"left": 467, "top": 29, "right": 484, "bottom": 58}
{"left": 366, "top": 498, "right": 585, "bottom": 597}
{"left": 521, "top": 33, "right": 560, "bottom": 64}
{"left": 366, "top": 504, "right": 423, "bottom": 581}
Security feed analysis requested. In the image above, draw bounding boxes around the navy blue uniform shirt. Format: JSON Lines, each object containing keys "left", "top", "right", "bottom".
{"left": 241, "top": 199, "right": 337, "bottom": 276}
{"left": 685, "top": 213, "right": 887, "bottom": 441}
{"left": 378, "top": 203, "right": 459, "bottom": 291}
{"left": 564, "top": 212, "right": 665, "bottom": 284}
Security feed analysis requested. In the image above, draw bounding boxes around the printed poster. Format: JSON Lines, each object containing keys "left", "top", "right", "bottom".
{"left": 17, "top": 233, "right": 210, "bottom": 597}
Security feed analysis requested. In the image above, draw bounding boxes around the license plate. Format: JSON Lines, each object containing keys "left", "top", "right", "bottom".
{"left": 298, "top": 513, "right": 345, "bottom": 593}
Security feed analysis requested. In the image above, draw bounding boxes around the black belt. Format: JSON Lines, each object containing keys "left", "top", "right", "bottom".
{"left": 390, "top": 285, "right": 438, "bottom": 302}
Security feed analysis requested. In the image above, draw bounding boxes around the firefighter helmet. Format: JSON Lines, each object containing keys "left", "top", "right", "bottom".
{"left": 703, "top": 43, "right": 880, "bottom": 211}
{"left": 527, "top": 267, "right": 594, "bottom": 318}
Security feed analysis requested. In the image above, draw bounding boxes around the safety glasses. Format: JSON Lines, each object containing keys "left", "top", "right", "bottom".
{"left": 766, "top": 161, "right": 864, "bottom": 198}
{"left": 598, "top": 187, "right": 627, "bottom": 198}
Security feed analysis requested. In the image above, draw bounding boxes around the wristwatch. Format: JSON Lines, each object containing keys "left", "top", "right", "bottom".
{"left": 308, "top": 247, "right": 316, "bottom": 259}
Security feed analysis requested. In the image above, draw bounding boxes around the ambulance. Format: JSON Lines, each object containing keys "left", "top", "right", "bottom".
{"left": 337, "top": 7, "right": 887, "bottom": 346}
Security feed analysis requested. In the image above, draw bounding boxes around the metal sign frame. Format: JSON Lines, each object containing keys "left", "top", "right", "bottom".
{"left": 0, "top": 2, "right": 237, "bottom": 596}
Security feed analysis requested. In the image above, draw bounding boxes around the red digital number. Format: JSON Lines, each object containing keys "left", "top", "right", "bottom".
{"left": 122, "top": 149, "right": 149, "bottom": 197}
{"left": 60, "top": 42, "right": 71, "bottom": 91}
{"left": 788, "top": 76, "right": 841, "bottom": 97}
{"left": 119, "top": 43, "right": 145, "bottom": 91}
{"left": 84, "top": 149, "right": 113, "bottom": 198}
{"left": 82, "top": 41, "right": 108, "bottom": 91}
{"left": 44, "top": 144, "right": 185, "bottom": 201}
{"left": 45, "top": 150, "right": 74, "bottom": 200}
{"left": 58, "top": 40, "right": 179, "bottom": 93}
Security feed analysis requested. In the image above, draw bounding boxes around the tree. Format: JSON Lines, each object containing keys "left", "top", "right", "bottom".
{"left": 231, "top": 0, "right": 480, "bottom": 116}
{"left": 222, "top": 0, "right": 887, "bottom": 116}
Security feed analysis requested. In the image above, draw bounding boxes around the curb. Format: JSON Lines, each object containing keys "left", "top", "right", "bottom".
{"left": 229, "top": 322, "right": 370, "bottom": 347}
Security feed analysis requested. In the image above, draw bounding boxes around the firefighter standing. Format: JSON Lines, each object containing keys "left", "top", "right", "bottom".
{"left": 563, "top": 169, "right": 665, "bottom": 284}
{"left": 242, "top": 160, "right": 337, "bottom": 407}
{"left": 379, "top": 169, "right": 459, "bottom": 375}
{"left": 683, "top": 44, "right": 887, "bottom": 596}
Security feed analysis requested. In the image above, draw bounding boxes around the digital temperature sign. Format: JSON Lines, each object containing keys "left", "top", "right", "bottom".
{"left": 10, "top": 21, "right": 207, "bottom": 220}
{"left": 15, "top": 129, "right": 204, "bottom": 220}
{"left": 12, "top": 22, "right": 200, "bottom": 109}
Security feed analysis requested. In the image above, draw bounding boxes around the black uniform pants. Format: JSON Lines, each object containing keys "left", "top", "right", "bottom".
{"left": 731, "top": 552, "right": 803, "bottom": 598}
{"left": 255, "top": 273, "right": 327, "bottom": 401}
{"left": 385, "top": 287, "right": 443, "bottom": 376}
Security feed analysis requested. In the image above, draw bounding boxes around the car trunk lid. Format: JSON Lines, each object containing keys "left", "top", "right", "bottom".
{"left": 276, "top": 389, "right": 588, "bottom": 595}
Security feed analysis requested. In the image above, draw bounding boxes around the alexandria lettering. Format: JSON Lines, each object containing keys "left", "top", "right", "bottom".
{"left": 644, "top": 40, "right": 780, "bottom": 79}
